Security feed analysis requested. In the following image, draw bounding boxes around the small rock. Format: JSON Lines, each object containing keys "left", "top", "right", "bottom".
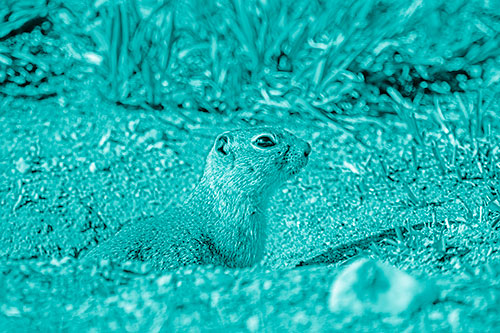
{"left": 137, "top": 129, "right": 162, "bottom": 145}
{"left": 156, "top": 274, "right": 172, "bottom": 287}
{"left": 128, "top": 119, "right": 140, "bottom": 133}
{"left": 246, "top": 315, "right": 260, "bottom": 332}
{"left": 146, "top": 141, "right": 164, "bottom": 151}
{"left": 328, "top": 258, "right": 438, "bottom": 316}
{"left": 15, "top": 157, "right": 30, "bottom": 174}
{"left": 2, "top": 305, "right": 21, "bottom": 317}
{"left": 99, "top": 129, "right": 111, "bottom": 147}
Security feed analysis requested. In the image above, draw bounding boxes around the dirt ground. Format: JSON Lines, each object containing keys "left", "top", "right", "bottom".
{"left": 1, "top": 90, "right": 499, "bottom": 331}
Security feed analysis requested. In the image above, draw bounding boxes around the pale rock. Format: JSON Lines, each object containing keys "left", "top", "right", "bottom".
{"left": 328, "top": 258, "right": 438, "bottom": 316}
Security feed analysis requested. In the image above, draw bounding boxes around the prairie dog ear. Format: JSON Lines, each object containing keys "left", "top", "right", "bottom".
{"left": 214, "top": 133, "right": 231, "bottom": 156}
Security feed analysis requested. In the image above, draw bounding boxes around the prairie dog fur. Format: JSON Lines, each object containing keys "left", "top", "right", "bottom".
{"left": 85, "top": 127, "right": 311, "bottom": 270}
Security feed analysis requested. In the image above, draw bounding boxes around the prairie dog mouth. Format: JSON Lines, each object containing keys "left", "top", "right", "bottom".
{"left": 284, "top": 155, "right": 308, "bottom": 177}
{"left": 277, "top": 142, "right": 309, "bottom": 178}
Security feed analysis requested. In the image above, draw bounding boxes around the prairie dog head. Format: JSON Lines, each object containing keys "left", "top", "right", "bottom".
{"left": 203, "top": 127, "right": 311, "bottom": 196}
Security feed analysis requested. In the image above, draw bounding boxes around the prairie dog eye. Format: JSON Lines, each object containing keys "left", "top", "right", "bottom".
{"left": 253, "top": 135, "right": 276, "bottom": 148}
